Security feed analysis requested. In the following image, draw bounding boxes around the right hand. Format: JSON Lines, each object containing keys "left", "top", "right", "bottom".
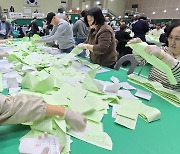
{"left": 64, "top": 109, "right": 87, "bottom": 131}
{"left": 76, "top": 43, "right": 88, "bottom": 49}
{"left": 127, "top": 38, "right": 142, "bottom": 44}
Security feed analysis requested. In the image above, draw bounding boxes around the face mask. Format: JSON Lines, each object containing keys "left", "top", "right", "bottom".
{"left": 1, "top": 21, "right": 5, "bottom": 23}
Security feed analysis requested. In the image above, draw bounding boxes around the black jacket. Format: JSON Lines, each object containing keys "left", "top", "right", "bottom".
{"left": 115, "top": 30, "right": 132, "bottom": 57}
{"left": 31, "top": 21, "right": 39, "bottom": 35}
{"left": 132, "top": 20, "right": 149, "bottom": 42}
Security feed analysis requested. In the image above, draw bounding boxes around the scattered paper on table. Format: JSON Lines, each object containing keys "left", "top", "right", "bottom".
{"left": 19, "top": 135, "right": 60, "bottom": 154}
{"left": 135, "top": 89, "right": 152, "bottom": 101}
{"left": 110, "top": 76, "right": 120, "bottom": 84}
{"left": 120, "top": 82, "right": 136, "bottom": 90}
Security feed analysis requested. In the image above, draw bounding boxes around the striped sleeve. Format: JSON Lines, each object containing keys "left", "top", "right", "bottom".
{"left": 148, "top": 47, "right": 180, "bottom": 91}
{"left": 132, "top": 50, "right": 147, "bottom": 65}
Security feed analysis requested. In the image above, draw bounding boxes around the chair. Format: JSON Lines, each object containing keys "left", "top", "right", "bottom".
{"left": 114, "top": 54, "right": 144, "bottom": 75}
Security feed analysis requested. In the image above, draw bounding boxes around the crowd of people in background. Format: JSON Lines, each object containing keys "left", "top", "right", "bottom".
{"left": 0, "top": 7, "right": 179, "bottom": 87}
{"left": 0, "top": 6, "right": 179, "bottom": 127}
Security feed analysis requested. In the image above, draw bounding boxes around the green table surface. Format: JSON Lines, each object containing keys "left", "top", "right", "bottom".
{"left": 1, "top": 67, "right": 180, "bottom": 154}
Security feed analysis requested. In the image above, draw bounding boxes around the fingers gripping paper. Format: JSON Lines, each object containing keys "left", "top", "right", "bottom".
{"left": 126, "top": 42, "right": 177, "bottom": 85}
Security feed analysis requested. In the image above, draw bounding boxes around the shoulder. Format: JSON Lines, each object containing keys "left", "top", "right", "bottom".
{"left": 59, "top": 19, "right": 69, "bottom": 27}
{"left": 98, "top": 24, "right": 113, "bottom": 34}
{"left": 75, "top": 20, "right": 82, "bottom": 24}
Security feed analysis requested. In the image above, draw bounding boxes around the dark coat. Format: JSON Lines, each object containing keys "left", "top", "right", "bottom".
{"left": 115, "top": 30, "right": 132, "bottom": 56}
{"left": 132, "top": 19, "right": 149, "bottom": 42}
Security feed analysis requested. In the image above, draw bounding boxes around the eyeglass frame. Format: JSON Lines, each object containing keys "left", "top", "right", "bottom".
{"left": 168, "top": 35, "right": 180, "bottom": 43}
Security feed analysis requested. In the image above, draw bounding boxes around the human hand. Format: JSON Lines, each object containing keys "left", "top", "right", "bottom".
{"left": 64, "top": 109, "right": 87, "bottom": 131}
{"left": 39, "top": 132, "right": 64, "bottom": 154}
{"left": 0, "top": 52, "right": 9, "bottom": 57}
{"left": 145, "top": 45, "right": 164, "bottom": 59}
{"left": 127, "top": 38, "right": 142, "bottom": 44}
{"left": 76, "top": 43, "right": 88, "bottom": 49}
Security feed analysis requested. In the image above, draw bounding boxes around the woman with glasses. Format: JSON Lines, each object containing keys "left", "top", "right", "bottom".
{"left": 130, "top": 21, "right": 180, "bottom": 91}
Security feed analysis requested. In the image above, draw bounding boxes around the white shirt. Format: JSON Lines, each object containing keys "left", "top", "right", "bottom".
{"left": 150, "top": 29, "right": 164, "bottom": 37}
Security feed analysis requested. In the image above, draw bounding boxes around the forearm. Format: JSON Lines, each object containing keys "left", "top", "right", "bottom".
{"left": 40, "top": 35, "right": 57, "bottom": 43}
{"left": 84, "top": 44, "right": 94, "bottom": 52}
{"left": 45, "top": 104, "right": 65, "bottom": 118}
{"left": 0, "top": 94, "right": 46, "bottom": 125}
{"left": 160, "top": 52, "right": 179, "bottom": 68}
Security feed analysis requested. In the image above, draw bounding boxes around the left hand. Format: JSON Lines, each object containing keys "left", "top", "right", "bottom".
{"left": 145, "top": 45, "right": 164, "bottom": 59}
{"left": 76, "top": 43, "right": 88, "bottom": 49}
{"left": 39, "top": 132, "right": 64, "bottom": 154}
{"left": 64, "top": 109, "right": 87, "bottom": 131}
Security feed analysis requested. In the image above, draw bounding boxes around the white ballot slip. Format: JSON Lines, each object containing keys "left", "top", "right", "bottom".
{"left": 135, "top": 89, "right": 152, "bottom": 101}
{"left": 7, "top": 77, "right": 19, "bottom": 88}
{"left": 19, "top": 135, "right": 60, "bottom": 154}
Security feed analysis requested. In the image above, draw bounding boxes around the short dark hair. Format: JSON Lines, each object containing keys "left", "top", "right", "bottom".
{"left": 156, "top": 23, "right": 161, "bottom": 27}
{"left": 46, "top": 12, "right": 56, "bottom": 25}
{"left": 120, "top": 24, "right": 127, "bottom": 30}
{"left": 164, "top": 21, "right": 180, "bottom": 46}
{"left": 139, "top": 14, "right": 147, "bottom": 20}
{"left": 84, "top": 7, "right": 105, "bottom": 27}
{"left": 81, "top": 10, "right": 88, "bottom": 18}
{"left": 166, "top": 21, "right": 180, "bottom": 38}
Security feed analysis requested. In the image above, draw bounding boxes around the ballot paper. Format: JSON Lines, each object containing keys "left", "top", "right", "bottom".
{"left": 19, "top": 135, "right": 60, "bottom": 154}
{"left": 105, "top": 83, "right": 121, "bottom": 93}
{"left": 139, "top": 103, "right": 161, "bottom": 122}
{"left": 22, "top": 65, "right": 37, "bottom": 71}
{"left": 112, "top": 104, "right": 120, "bottom": 118}
{"left": 72, "top": 61, "right": 91, "bottom": 74}
{"left": 0, "top": 60, "right": 13, "bottom": 73}
{"left": 3, "top": 71, "right": 22, "bottom": 83}
{"left": 9, "top": 87, "right": 21, "bottom": 94}
{"left": 97, "top": 67, "right": 110, "bottom": 74}
{"left": 2, "top": 78, "right": 8, "bottom": 89}
{"left": 6, "top": 77, "right": 19, "bottom": 88}
{"left": 117, "top": 90, "right": 138, "bottom": 99}
{"left": 110, "top": 76, "right": 120, "bottom": 84}
{"left": 135, "top": 89, "right": 152, "bottom": 101}
{"left": 115, "top": 99, "right": 142, "bottom": 129}
{"left": 128, "top": 74, "right": 180, "bottom": 107}
{"left": 94, "top": 79, "right": 105, "bottom": 92}
{"left": 68, "top": 121, "right": 112, "bottom": 150}
{"left": 64, "top": 77, "right": 82, "bottom": 87}
{"left": 94, "top": 79, "right": 121, "bottom": 93}
{"left": 120, "top": 82, "right": 136, "bottom": 90}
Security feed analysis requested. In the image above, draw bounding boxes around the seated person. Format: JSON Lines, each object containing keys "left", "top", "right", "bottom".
{"left": 0, "top": 93, "right": 86, "bottom": 131}
{"left": 150, "top": 23, "right": 164, "bottom": 37}
{"left": 129, "top": 22, "right": 180, "bottom": 91}
{"left": 115, "top": 24, "right": 132, "bottom": 58}
{"left": 77, "top": 7, "right": 118, "bottom": 69}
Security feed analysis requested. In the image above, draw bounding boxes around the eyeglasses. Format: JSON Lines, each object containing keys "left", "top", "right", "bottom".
{"left": 168, "top": 35, "right": 180, "bottom": 43}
